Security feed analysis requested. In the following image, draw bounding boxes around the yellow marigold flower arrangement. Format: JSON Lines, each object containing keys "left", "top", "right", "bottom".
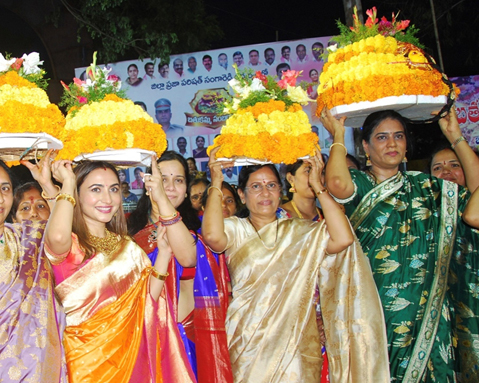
{"left": 316, "top": 7, "right": 458, "bottom": 119}
{"left": 208, "top": 67, "right": 318, "bottom": 164}
{"left": 59, "top": 53, "right": 166, "bottom": 160}
{"left": 0, "top": 53, "right": 65, "bottom": 137}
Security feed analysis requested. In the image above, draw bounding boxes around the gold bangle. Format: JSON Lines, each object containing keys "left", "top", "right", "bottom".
{"left": 159, "top": 211, "right": 178, "bottom": 220}
{"left": 207, "top": 186, "right": 223, "bottom": 197}
{"left": 315, "top": 188, "right": 328, "bottom": 197}
{"left": 330, "top": 142, "right": 348, "bottom": 156}
{"left": 451, "top": 136, "right": 466, "bottom": 150}
{"left": 56, "top": 193, "right": 76, "bottom": 208}
{"left": 151, "top": 268, "right": 169, "bottom": 281}
{"left": 41, "top": 185, "right": 61, "bottom": 201}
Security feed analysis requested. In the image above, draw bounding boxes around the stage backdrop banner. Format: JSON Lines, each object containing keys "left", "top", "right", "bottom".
{"left": 451, "top": 75, "right": 479, "bottom": 151}
{"left": 75, "top": 37, "right": 355, "bottom": 171}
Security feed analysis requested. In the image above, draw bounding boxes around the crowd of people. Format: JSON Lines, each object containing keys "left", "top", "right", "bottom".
{"left": 2, "top": 106, "right": 479, "bottom": 383}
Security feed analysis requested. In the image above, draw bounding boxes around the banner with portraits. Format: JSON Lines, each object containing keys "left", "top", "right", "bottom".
{"left": 75, "top": 36, "right": 355, "bottom": 177}
{"left": 451, "top": 75, "right": 479, "bottom": 151}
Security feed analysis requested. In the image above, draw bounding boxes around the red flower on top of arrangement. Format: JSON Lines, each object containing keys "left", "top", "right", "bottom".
{"left": 378, "top": 12, "right": 410, "bottom": 35}
{"left": 255, "top": 71, "right": 268, "bottom": 86}
{"left": 277, "top": 70, "right": 301, "bottom": 89}
{"left": 365, "top": 7, "right": 378, "bottom": 27}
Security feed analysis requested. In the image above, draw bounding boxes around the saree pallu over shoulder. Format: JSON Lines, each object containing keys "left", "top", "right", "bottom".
{"left": 346, "top": 171, "right": 457, "bottom": 382}
{"left": 54, "top": 238, "right": 166, "bottom": 383}
{"left": 224, "top": 217, "right": 389, "bottom": 383}
{"left": 0, "top": 221, "right": 67, "bottom": 383}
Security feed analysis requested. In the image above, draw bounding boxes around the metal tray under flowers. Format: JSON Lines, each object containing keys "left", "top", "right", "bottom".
{"left": 217, "top": 155, "right": 311, "bottom": 166}
{"left": 330, "top": 95, "right": 448, "bottom": 128}
{"left": 0, "top": 132, "right": 63, "bottom": 162}
{"left": 74, "top": 148, "right": 156, "bottom": 168}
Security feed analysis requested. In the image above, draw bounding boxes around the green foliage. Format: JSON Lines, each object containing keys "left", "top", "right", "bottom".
{"left": 61, "top": 0, "right": 223, "bottom": 63}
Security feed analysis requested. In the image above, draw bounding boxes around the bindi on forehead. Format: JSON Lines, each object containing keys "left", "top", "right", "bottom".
{"left": 29, "top": 196, "right": 35, "bottom": 203}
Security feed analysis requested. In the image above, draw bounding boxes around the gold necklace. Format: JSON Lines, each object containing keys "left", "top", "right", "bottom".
{"left": 88, "top": 229, "right": 121, "bottom": 256}
{"left": 247, "top": 217, "right": 279, "bottom": 250}
{"left": 291, "top": 200, "right": 321, "bottom": 220}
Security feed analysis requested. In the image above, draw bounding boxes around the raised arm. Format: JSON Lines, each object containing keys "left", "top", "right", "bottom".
{"left": 146, "top": 157, "right": 196, "bottom": 267}
{"left": 305, "top": 149, "right": 354, "bottom": 253}
{"left": 149, "top": 225, "right": 173, "bottom": 301}
{"left": 202, "top": 147, "right": 234, "bottom": 253}
{"left": 438, "top": 107, "right": 479, "bottom": 192}
{"left": 321, "top": 108, "right": 355, "bottom": 199}
{"left": 44, "top": 160, "right": 76, "bottom": 255}
{"left": 463, "top": 185, "right": 479, "bottom": 228}
{"left": 20, "top": 149, "right": 60, "bottom": 208}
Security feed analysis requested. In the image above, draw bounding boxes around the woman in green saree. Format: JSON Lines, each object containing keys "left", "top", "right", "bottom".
{"left": 322, "top": 107, "right": 477, "bottom": 382}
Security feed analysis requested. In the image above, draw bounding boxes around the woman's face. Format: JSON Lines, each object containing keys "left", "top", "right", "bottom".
{"left": 310, "top": 70, "right": 319, "bottom": 83}
{"left": 288, "top": 163, "right": 315, "bottom": 200}
{"left": 79, "top": 168, "right": 121, "bottom": 229}
{"left": 0, "top": 167, "right": 13, "bottom": 227}
{"left": 431, "top": 148, "right": 465, "bottom": 186}
{"left": 134, "top": 169, "right": 142, "bottom": 182}
{"left": 196, "top": 137, "right": 205, "bottom": 149}
{"left": 238, "top": 167, "right": 281, "bottom": 219}
{"left": 118, "top": 171, "right": 127, "bottom": 183}
{"left": 14, "top": 188, "right": 50, "bottom": 222}
{"left": 187, "top": 159, "right": 197, "bottom": 173}
{"left": 363, "top": 118, "right": 407, "bottom": 171}
{"left": 221, "top": 187, "right": 237, "bottom": 218}
{"left": 159, "top": 160, "right": 187, "bottom": 208}
{"left": 128, "top": 66, "right": 138, "bottom": 81}
{"left": 190, "top": 182, "right": 207, "bottom": 211}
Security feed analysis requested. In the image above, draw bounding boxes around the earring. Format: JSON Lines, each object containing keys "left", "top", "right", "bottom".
{"left": 289, "top": 182, "right": 297, "bottom": 193}
{"left": 365, "top": 153, "right": 371, "bottom": 167}
{"left": 402, "top": 156, "right": 408, "bottom": 163}
{"left": 241, "top": 200, "right": 245, "bottom": 204}
{"left": 185, "top": 193, "right": 188, "bottom": 198}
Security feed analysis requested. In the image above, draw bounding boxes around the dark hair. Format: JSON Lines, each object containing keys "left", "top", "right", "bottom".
{"left": 158, "top": 63, "right": 169, "bottom": 70}
{"left": 361, "top": 110, "right": 413, "bottom": 156}
{"left": 186, "top": 157, "right": 198, "bottom": 171}
{"left": 233, "top": 51, "right": 243, "bottom": 58}
{"left": 284, "top": 160, "right": 305, "bottom": 200}
{"left": 236, "top": 164, "right": 282, "bottom": 218}
{"left": 296, "top": 44, "right": 306, "bottom": 50}
{"left": 428, "top": 140, "right": 455, "bottom": 173}
{"left": 309, "top": 68, "right": 319, "bottom": 77}
{"left": 127, "top": 64, "right": 138, "bottom": 71}
{"left": 127, "top": 151, "right": 201, "bottom": 236}
{"left": 9, "top": 181, "right": 44, "bottom": 223}
{"left": 281, "top": 46, "right": 290, "bottom": 54}
{"left": 134, "top": 101, "right": 147, "bottom": 111}
{"left": 121, "top": 181, "right": 129, "bottom": 187}
{"left": 276, "top": 63, "right": 291, "bottom": 78}
{"left": 0, "top": 160, "right": 18, "bottom": 223}
{"left": 196, "top": 136, "right": 205, "bottom": 142}
{"left": 346, "top": 153, "right": 361, "bottom": 170}
{"left": 201, "top": 181, "right": 241, "bottom": 214}
{"left": 144, "top": 62, "right": 154, "bottom": 70}
{"left": 73, "top": 161, "right": 127, "bottom": 261}
{"left": 249, "top": 49, "right": 259, "bottom": 55}
{"left": 238, "top": 164, "right": 281, "bottom": 191}
{"left": 134, "top": 167, "right": 142, "bottom": 174}
{"left": 202, "top": 55, "right": 212, "bottom": 61}
{"left": 188, "top": 177, "right": 209, "bottom": 195}
{"left": 264, "top": 48, "right": 274, "bottom": 55}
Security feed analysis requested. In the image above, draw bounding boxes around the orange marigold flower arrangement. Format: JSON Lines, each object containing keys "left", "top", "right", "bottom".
{"left": 316, "top": 6, "right": 457, "bottom": 119}
{"left": 0, "top": 52, "right": 65, "bottom": 137}
{"left": 208, "top": 66, "right": 318, "bottom": 164}
{"left": 59, "top": 53, "right": 166, "bottom": 160}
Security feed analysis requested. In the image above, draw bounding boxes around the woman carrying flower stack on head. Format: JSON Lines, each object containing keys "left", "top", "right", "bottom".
{"left": 201, "top": 146, "right": 390, "bottom": 383}
{"left": 128, "top": 151, "right": 233, "bottom": 383}
{"left": 40, "top": 157, "right": 193, "bottom": 383}
{"left": 0, "top": 151, "right": 68, "bottom": 383}
{"left": 322, "top": 106, "right": 479, "bottom": 382}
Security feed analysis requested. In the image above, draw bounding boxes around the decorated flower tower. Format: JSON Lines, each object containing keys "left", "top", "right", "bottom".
{"left": 208, "top": 67, "right": 318, "bottom": 164}
{"left": 60, "top": 53, "right": 167, "bottom": 165}
{"left": 316, "top": 7, "right": 458, "bottom": 126}
{"left": 0, "top": 52, "right": 65, "bottom": 163}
